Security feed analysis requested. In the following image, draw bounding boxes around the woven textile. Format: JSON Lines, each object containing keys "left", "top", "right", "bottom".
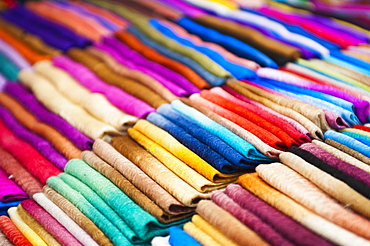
{"left": 93, "top": 39, "right": 187, "bottom": 98}
{"left": 196, "top": 200, "right": 269, "bottom": 246}
{"left": 82, "top": 151, "right": 193, "bottom": 224}
{"left": 4, "top": 83, "right": 93, "bottom": 150}
{"left": 33, "top": 60, "right": 138, "bottom": 131}
{"left": 7, "top": 207, "right": 47, "bottom": 246}
{"left": 280, "top": 152, "right": 370, "bottom": 219}
{"left": 93, "top": 139, "right": 193, "bottom": 214}
{"left": 171, "top": 100, "right": 273, "bottom": 161}
{"left": 57, "top": 173, "right": 138, "bottom": 243}
{"left": 0, "top": 215, "right": 32, "bottom": 246}
{"left": 18, "top": 69, "right": 120, "bottom": 140}
{"left": 192, "top": 14, "right": 300, "bottom": 65}
{"left": 132, "top": 119, "right": 242, "bottom": 177}
{"left": 46, "top": 176, "right": 131, "bottom": 246}
{"left": 0, "top": 18, "right": 61, "bottom": 56}
{"left": 0, "top": 105, "right": 68, "bottom": 170}
{"left": 239, "top": 79, "right": 331, "bottom": 131}
{"left": 33, "top": 193, "right": 98, "bottom": 246}
{"left": 0, "top": 38, "right": 30, "bottom": 70}
{"left": 300, "top": 143, "right": 370, "bottom": 186}
{"left": 101, "top": 35, "right": 199, "bottom": 95}
{"left": 189, "top": 93, "right": 286, "bottom": 150}
{"left": 52, "top": 55, "right": 155, "bottom": 118}
{"left": 312, "top": 140, "right": 370, "bottom": 173}
{"left": 0, "top": 229, "right": 14, "bottom": 246}
{"left": 115, "top": 30, "right": 209, "bottom": 89}
{"left": 256, "top": 163, "right": 370, "bottom": 240}
{"left": 325, "top": 139, "right": 370, "bottom": 165}
{"left": 289, "top": 146, "right": 370, "bottom": 199}
{"left": 225, "top": 184, "right": 334, "bottom": 246}
{"left": 25, "top": 1, "right": 108, "bottom": 42}
{"left": 325, "top": 138, "right": 370, "bottom": 165}
{"left": 126, "top": 128, "right": 229, "bottom": 192}
{"left": 176, "top": 17, "right": 277, "bottom": 68}
{"left": 17, "top": 204, "right": 61, "bottom": 246}
{"left": 211, "top": 190, "right": 295, "bottom": 246}
{"left": 0, "top": 92, "right": 81, "bottom": 160}
{"left": 0, "top": 27, "right": 50, "bottom": 64}
{"left": 43, "top": 186, "right": 112, "bottom": 246}
{"left": 0, "top": 169, "right": 27, "bottom": 203}
{"left": 0, "top": 147, "right": 43, "bottom": 197}
{"left": 90, "top": 0, "right": 231, "bottom": 79}
{"left": 147, "top": 110, "right": 241, "bottom": 173}
{"left": 127, "top": 25, "right": 225, "bottom": 87}
{"left": 178, "top": 98, "right": 282, "bottom": 158}
{"left": 226, "top": 80, "right": 323, "bottom": 139}
{"left": 152, "top": 236, "right": 170, "bottom": 246}
{"left": 2, "top": 5, "right": 91, "bottom": 51}
{"left": 199, "top": 90, "right": 298, "bottom": 147}
{"left": 210, "top": 87, "right": 309, "bottom": 144}
{"left": 222, "top": 86, "right": 311, "bottom": 139}
{"left": 0, "top": 120, "right": 61, "bottom": 184}
{"left": 66, "top": 48, "right": 169, "bottom": 109}
{"left": 257, "top": 67, "right": 370, "bottom": 123}
{"left": 159, "top": 20, "right": 259, "bottom": 70}
{"left": 86, "top": 46, "right": 179, "bottom": 102}
{"left": 0, "top": 52, "right": 20, "bottom": 81}
{"left": 183, "top": 221, "right": 222, "bottom": 246}
{"left": 150, "top": 19, "right": 255, "bottom": 79}
{"left": 64, "top": 159, "right": 179, "bottom": 242}
{"left": 111, "top": 136, "right": 210, "bottom": 207}
{"left": 168, "top": 226, "right": 202, "bottom": 246}
{"left": 238, "top": 173, "right": 370, "bottom": 246}
{"left": 189, "top": 215, "right": 239, "bottom": 246}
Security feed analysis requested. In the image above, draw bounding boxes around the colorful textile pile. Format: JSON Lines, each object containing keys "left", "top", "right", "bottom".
{"left": 1, "top": 0, "right": 370, "bottom": 245}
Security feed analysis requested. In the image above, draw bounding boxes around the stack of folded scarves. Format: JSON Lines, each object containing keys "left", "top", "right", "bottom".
{"left": 1, "top": 0, "right": 370, "bottom": 245}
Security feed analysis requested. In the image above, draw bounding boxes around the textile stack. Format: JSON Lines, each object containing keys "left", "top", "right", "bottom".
{"left": 0, "top": 0, "right": 370, "bottom": 245}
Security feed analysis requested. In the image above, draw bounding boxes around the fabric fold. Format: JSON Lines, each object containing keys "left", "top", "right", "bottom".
{"left": 92, "top": 139, "right": 192, "bottom": 214}
{"left": 0, "top": 92, "right": 82, "bottom": 160}
{"left": 171, "top": 100, "right": 273, "bottom": 161}
{"left": 81, "top": 151, "right": 193, "bottom": 224}
{"left": 64, "top": 159, "right": 182, "bottom": 242}
{"left": 279, "top": 152, "right": 370, "bottom": 219}
{"left": 52, "top": 55, "right": 155, "bottom": 118}
{"left": 111, "top": 136, "right": 210, "bottom": 207}
{"left": 211, "top": 190, "right": 294, "bottom": 246}
{"left": 256, "top": 163, "right": 370, "bottom": 240}
{"left": 127, "top": 128, "right": 231, "bottom": 192}
{"left": 16, "top": 204, "right": 62, "bottom": 246}
{"left": 0, "top": 169, "right": 27, "bottom": 203}
{"left": 42, "top": 185, "right": 113, "bottom": 246}
{"left": 225, "top": 184, "right": 334, "bottom": 246}
{"left": 7, "top": 207, "right": 47, "bottom": 246}
{"left": 33, "top": 60, "right": 138, "bottom": 131}
{"left": 196, "top": 200, "right": 269, "bottom": 246}
{"left": 18, "top": 69, "right": 120, "bottom": 140}
{"left": 66, "top": 48, "right": 169, "bottom": 109}
{"left": 0, "top": 147, "right": 43, "bottom": 197}
{"left": 4, "top": 83, "right": 93, "bottom": 151}
{"left": 226, "top": 80, "right": 323, "bottom": 139}
{"left": 32, "top": 193, "right": 98, "bottom": 246}
{"left": 238, "top": 173, "right": 370, "bottom": 246}
{"left": 133, "top": 119, "right": 244, "bottom": 177}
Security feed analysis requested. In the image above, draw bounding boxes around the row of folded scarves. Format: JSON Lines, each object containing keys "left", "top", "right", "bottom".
{"left": 1, "top": 0, "right": 370, "bottom": 245}
{"left": 1, "top": 74, "right": 370, "bottom": 244}
{"left": 4, "top": 0, "right": 370, "bottom": 79}
{"left": 271, "top": 0, "right": 370, "bottom": 30}
{"left": 1, "top": 123, "right": 370, "bottom": 246}
{"left": 2, "top": 1, "right": 370, "bottom": 122}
